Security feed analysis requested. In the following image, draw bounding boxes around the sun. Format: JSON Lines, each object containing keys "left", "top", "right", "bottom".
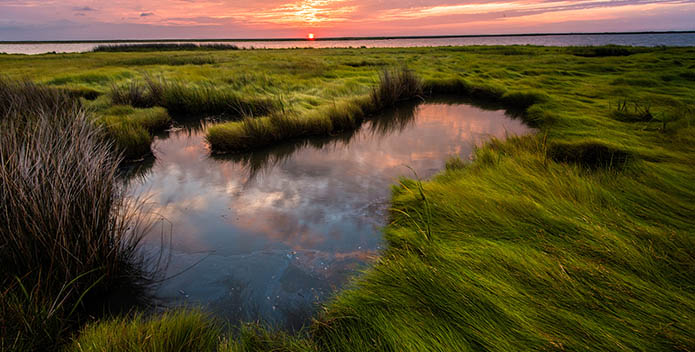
{"left": 307, "top": 33, "right": 315, "bottom": 40}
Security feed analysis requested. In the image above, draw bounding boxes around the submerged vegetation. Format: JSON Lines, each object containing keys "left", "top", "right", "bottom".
{"left": 0, "top": 45, "right": 694, "bottom": 350}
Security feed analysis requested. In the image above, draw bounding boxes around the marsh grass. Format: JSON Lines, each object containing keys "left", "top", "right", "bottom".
{"left": 207, "top": 67, "right": 424, "bottom": 151}
{"left": 0, "top": 77, "right": 82, "bottom": 119}
{"left": 118, "top": 56, "right": 218, "bottom": 66}
{"left": 110, "top": 76, "right": 277, "bottom": 117}
{"left": 370, "top": 67, "right": 423, "bottom": 108}
{"left": 207, "top": 69, "right": 545, "bottom": 152}
{"left": 92, "top": 43, "right": 240, "bottom": 52}
{"left": 4, "top": 45, "right": 695, "bottom": 351}
{"left": 219, "top": 323, "right": 317, "bottom": 352}
{"left": 0, "top": 82, "right": 157, "bottom": 350}
{"left": 110, "top": 80, "right": 154, "bottom": 108}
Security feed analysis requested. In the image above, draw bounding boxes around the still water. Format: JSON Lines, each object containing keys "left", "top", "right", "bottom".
{"left": 127, "top": 101, "right": 532, "bottom": 329}
{"left": 2, "top": 33, "right": 695, "bottom": 54}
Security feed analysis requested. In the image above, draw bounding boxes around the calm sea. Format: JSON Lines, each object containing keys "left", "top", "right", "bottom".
{"left": 1, "top": 33, "right": 695, "bottom": 55}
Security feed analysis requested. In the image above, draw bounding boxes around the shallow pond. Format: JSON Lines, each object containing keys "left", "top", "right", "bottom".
{"left": 126, "top": 100, "right": 532, "bottom": 330}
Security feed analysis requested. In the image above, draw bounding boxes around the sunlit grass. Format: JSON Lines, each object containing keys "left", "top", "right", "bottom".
{"left": 68, "top": 310, "right": 222, "bottom": 352}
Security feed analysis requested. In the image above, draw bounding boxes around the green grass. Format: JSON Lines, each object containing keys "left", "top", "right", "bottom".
{"left": 99, "top": 105, "right": 171, "bottom": 159}
{"left": 1, "top": 45, "right": 694, "bottom": 351}
{"left": 207, "top": 66, "right": 424, "bottom": 151}
{"left": 92, "top": 43, "right": 240, "bottom": 52}
{"left": 68, "top": 310, "right": 222, "bottom": 352}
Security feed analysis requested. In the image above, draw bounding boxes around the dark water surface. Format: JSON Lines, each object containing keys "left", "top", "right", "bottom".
{"left": 127, "top": 101, "right": 532, "bottom": 329}
{"left": 2, "top": 33, "right": 695, "bottom": 54}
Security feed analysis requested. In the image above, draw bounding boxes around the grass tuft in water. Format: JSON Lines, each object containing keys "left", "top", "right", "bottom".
{"left": 370, "top": 67, "right": 423, "bottom": 108}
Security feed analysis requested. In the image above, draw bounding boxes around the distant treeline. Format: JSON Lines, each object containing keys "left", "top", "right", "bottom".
{"left": 92, "top": 43, "right": 240, "bottom": 52}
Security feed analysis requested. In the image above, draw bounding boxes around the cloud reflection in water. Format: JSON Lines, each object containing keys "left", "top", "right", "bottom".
{"left": 127, "top": 101, "right": 532, "bottom": 329}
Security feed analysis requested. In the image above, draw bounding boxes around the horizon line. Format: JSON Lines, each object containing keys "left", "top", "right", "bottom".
{"left": 1, "top": 30, "right": 694, "bottom": 44}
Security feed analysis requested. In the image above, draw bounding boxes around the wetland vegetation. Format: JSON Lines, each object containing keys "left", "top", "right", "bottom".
{"left": 1, "top": 44, "right": 694, "bottom": 351}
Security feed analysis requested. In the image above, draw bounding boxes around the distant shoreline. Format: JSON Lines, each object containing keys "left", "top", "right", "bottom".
{"left": 1, "top": 30, "right": 694, "bottom": 44}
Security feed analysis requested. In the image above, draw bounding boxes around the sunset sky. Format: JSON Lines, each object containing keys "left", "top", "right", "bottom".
{"left": 1, "top": 0, "right": 694, "bottom": 40}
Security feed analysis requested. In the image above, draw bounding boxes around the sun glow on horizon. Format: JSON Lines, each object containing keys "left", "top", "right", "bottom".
{"left": 308, "top": 33, "right": 315, "bottom": 39}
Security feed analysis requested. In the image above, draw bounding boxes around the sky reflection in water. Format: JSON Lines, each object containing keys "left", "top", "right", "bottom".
{"left": 127, "top": 101, "right": 533, "bottom": 330}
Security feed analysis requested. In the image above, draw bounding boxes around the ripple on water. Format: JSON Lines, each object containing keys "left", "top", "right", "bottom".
{"left": 126, "top": 100, "right": 534, "bottom": 330}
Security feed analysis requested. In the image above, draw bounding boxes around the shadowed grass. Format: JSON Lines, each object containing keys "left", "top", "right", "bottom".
{"left": 571, "top": 45, "right": 644, "bottom": 57}
{"left": 547, "top": 140, "right": 633, "bottom": 170}
{"left": 0, "top": 82, "right": 156, "bottom": 351}
{"left": 611, "top": 98, "right": 654, "bottom": 122}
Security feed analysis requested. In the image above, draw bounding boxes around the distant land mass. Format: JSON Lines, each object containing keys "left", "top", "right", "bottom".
{"left": 1, "top": 30, "right": 694, "bottom": 44}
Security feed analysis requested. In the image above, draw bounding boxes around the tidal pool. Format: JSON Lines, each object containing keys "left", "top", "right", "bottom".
{"left": 126, "top": 100, "right": 532, "bottom": 330}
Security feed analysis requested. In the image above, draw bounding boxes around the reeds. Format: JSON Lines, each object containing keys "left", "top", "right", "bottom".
{"left": 370, "top": 67, "right": 423, "bottom": 108}
{"left": 92, "top": 43, "right": 240, "bottom": 52}
{"left": 110, "top": 80, "right": 153, "bottom": 107}
{"left": 0, "top": 77, "right": 82, "bottom": 119}
{"left": 0, "top": 80, "right": 155, "bottom": 349}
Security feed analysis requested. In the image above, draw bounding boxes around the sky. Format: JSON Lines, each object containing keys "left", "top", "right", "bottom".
{"left": 1, "top": 0, "right": 694, "bottom": 40}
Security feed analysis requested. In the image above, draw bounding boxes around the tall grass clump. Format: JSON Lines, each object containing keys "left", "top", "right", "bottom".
{"left": 0, "top": 81, "right": 154, "bottom": 350}
{"left": 370, "top": 67, "right": 423, "bottom": 108}
{"left": 110, "top": 80, "right": 155, "bottom": 108}
{"left": 0, "top": 77, "right": 82, "bottom": 118}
